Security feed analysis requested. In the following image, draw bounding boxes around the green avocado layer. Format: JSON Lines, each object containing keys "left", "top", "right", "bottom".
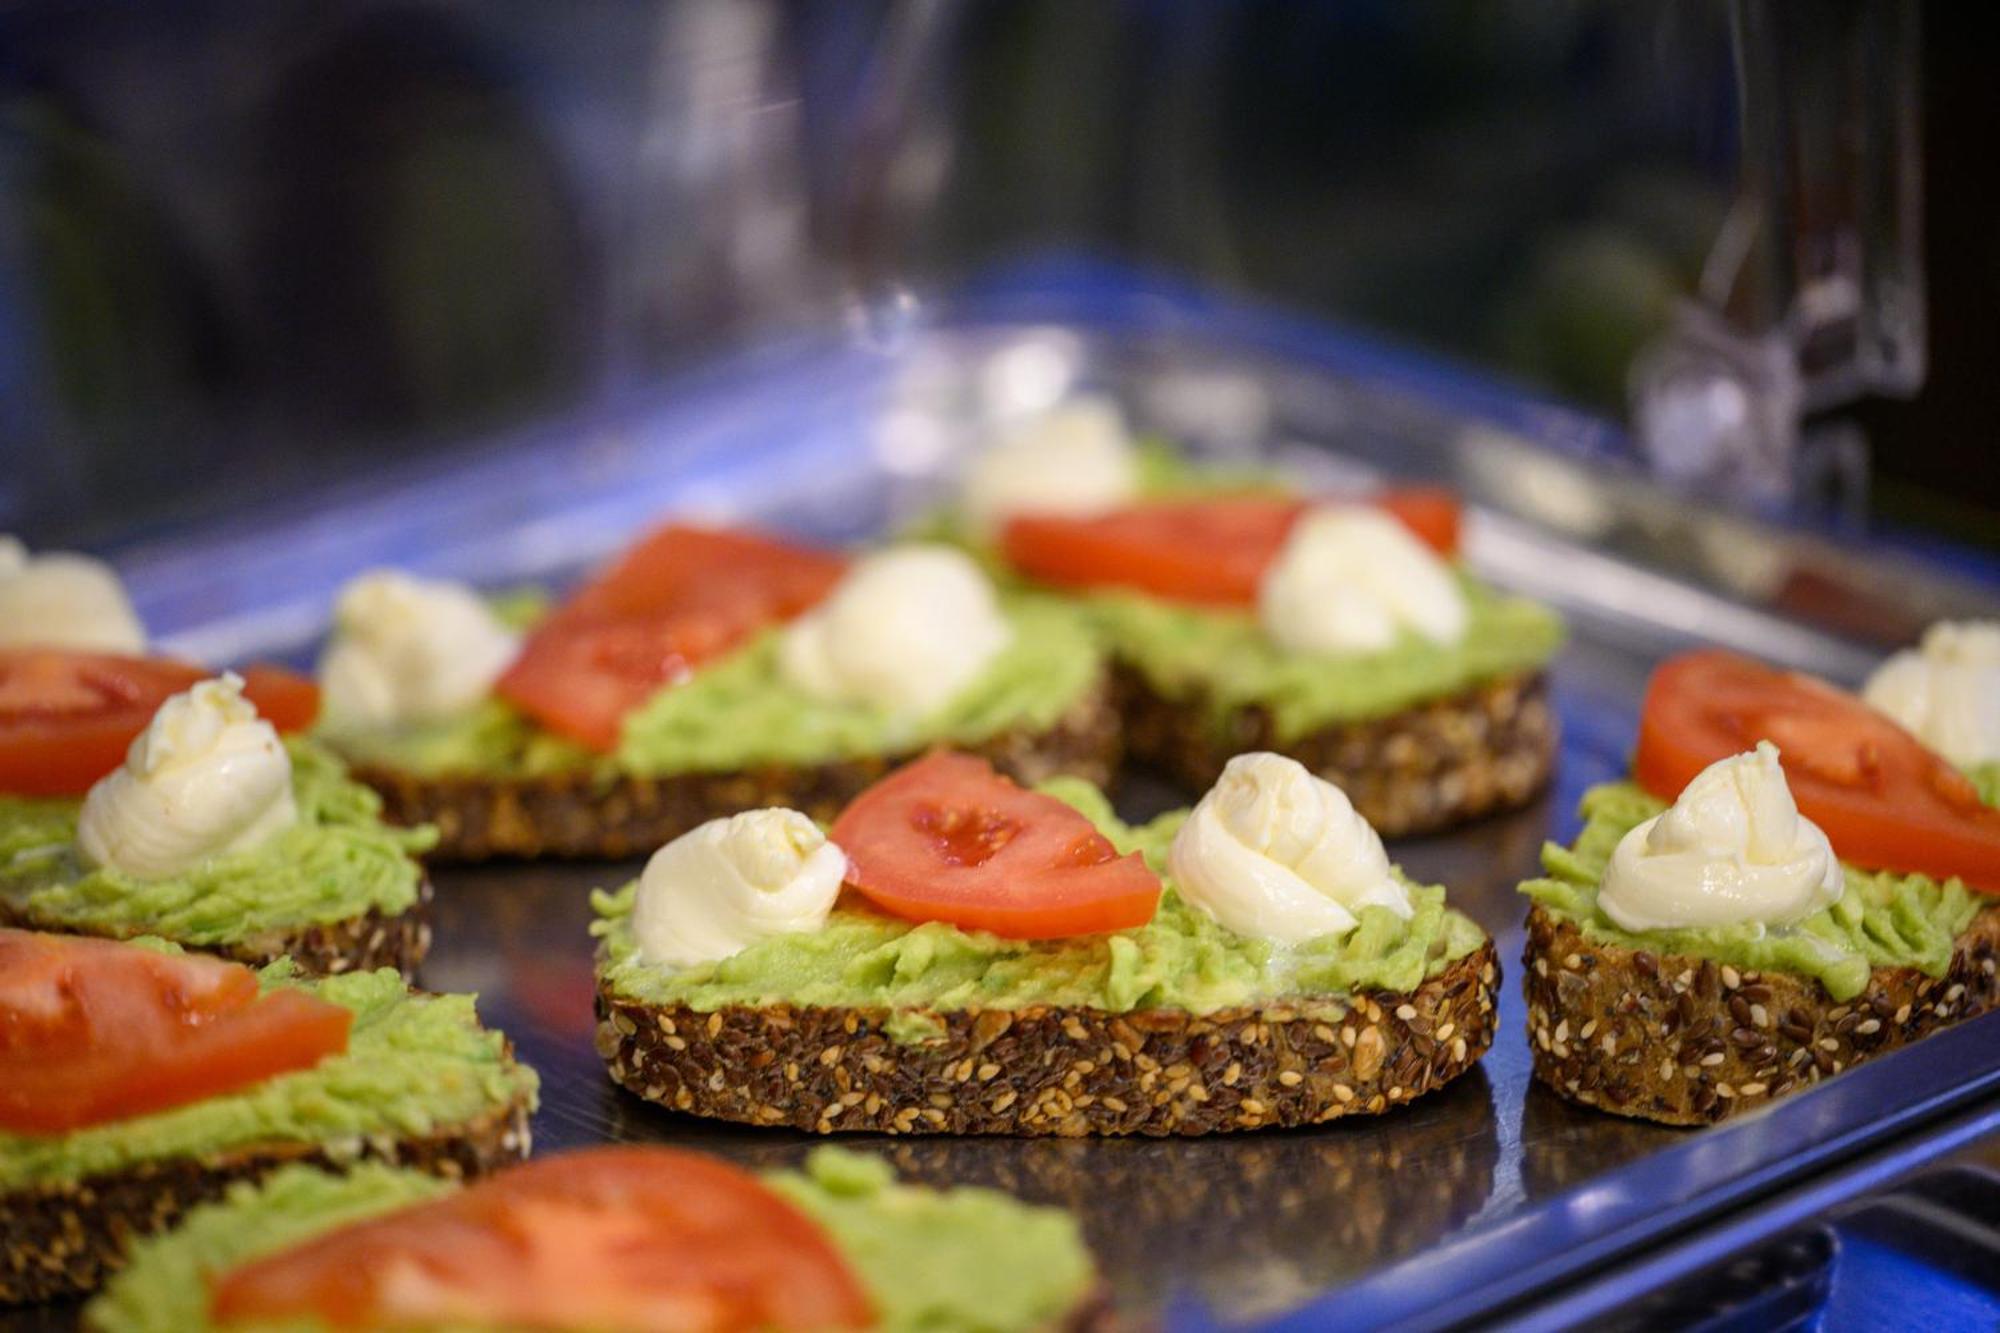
{"left": 86, "top": 1149, "right": 1093, "bottom": 1333}
{"left": 617, "top": 595, "right": 1101, "bottom": 777}
{"left": 324, "top": 595, "right": 1103, "bottom": 782}
{"left": 323, "top": 696, "right": 603, "bottom": 781}
{"left": 0, "top": 741, "right": 434, "bottom": 947}
{"left": 775, "top": 1148, "right": 1096, "bottom": 1333}
{"left": 1519, "top": 782, "right": 1992, "bottom": 1002}
{"left": 1970, "top": 762, "right": 2000, "bottom": 809}
{"left": 0, "top": 955, "right": 537, "bottom": 1188}
{"left": 593, "top": 777, "right": 1487, "bottom": 1036}
{"left": 1088, "top": 574, "right": 1565, "bottom": 742}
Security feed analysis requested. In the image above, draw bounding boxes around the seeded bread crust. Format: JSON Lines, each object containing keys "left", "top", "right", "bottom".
{"left": 0, "top": 1082, "right": 532, "bottom": 1305}
{"left": 351, "top": 675, "right": 1122, "bottom": 863}
{"left": 1115, "top": 667, "right": 1556, "bottom": 837}
{"left": 0, "top": 877, "right": 433, "bottom": 981}
{"left": 594, "top": 938, "right": 1499, "bottom": 1137}
{"left": 1523, "top": 903, "right": 2000, "bottom": 1126}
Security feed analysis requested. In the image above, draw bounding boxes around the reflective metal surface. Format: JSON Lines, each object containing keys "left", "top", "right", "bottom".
{"left": 6, "top": 298, "right": 1999, "bottom": 1331}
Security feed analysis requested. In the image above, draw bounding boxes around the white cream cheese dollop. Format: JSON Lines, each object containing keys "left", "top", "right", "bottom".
{"left": 960, "top": 395, "right": 1140, "bottom": 535}
{"left": 1257, "top": 507, "right": 1467, "bottom": 656}
{"left": 317, "top": 570, "right": 520, "bottom": 730}
{"left": 77, "top": 673, "right": 298, "bottom": 880}
{"left": 632, "top": 809, "right": 847, "bottom": 967}
{"left": 0, "top": 535, "right": 147, "bottom": 653}
{"left": 1861, "top": 620, "right": 2000, "bottom": 769}
{"left": 1599, "top": 742, "right": 1843, "bottom": 933}
{"left": 1168, "top": 752, "right": 1412, "bottom": 944}
{"left": 779, "top": 545, "right": 1011, "bottom": 721}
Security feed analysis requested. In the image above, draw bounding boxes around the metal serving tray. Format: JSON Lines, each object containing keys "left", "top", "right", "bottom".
{"left": 11, "top": 268, "right": 2000, "bottom": 1331}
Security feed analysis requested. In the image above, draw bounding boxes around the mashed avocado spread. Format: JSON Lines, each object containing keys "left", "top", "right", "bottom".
{"left": 323, "top": 595, "right": 1102, "bottom": 781}
{"left": 594, "top": 777, "right": 1486, "bottom": 1035}
{"left": 1089, "top": 574, "right": 1564, "bottom": 741}
{"left": 0, "top": 953, "right": 537, "bottom": 1189}
{"left": 323, "top": 695, "right": 602, "bottom": 781}
{"left": 919, "top": 447, "right": 1562, "bottom": 738}
{"left": 617, "top": 595, "right": 1100, "bottom": 777}
{"left": 1520, "top": 782, "right": 1993, "bottom": 1002}
{"left": 0, "top": 741, "right": 432, "bottom": 946}
{"left": 86, "top": 1149, "right": 1093, "bottom": 1333}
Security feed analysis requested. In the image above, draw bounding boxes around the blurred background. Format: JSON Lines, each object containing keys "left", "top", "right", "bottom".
{"left": 0, "top": 1, "right": 1989, "bottom": 555}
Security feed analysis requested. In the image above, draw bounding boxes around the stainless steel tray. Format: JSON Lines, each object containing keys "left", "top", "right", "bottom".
{"left": 10, "top": 298, "right": 2000, "bottom": 1331}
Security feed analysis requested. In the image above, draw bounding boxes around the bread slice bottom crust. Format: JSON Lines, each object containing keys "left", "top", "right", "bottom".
{"left": 1115, "top": 667, "right": 1556, "bottom": 838}
{"left": 595, "top": 939, "right": 1499, "bottom": 1137}
{"left": 0, "top": 1083, "right": 532, "bottom": 1305}
{"left": 352, "top": 675, "right": 1123, "bottom": 863}
{"left": 0, "top": 878, "right": 433, "bottom": 982}
{"left": 1523, "top": 903, "right": 2000, "bottom": 1126}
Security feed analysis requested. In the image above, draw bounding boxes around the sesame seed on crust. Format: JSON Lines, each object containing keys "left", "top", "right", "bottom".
{"left": 0, "top": 1086, "right": 531, "bottom": 1306}
{"left": 594, "top": 939, "right": 1499, "bottom": 1137}
{"left": 1522, "top": 904, "right": 2000, "bottom": 1127}
{"left": 0, "top": 877, "right": 434, "bottom": 981}
{"left": 350, "top": 675, "right": 1122, "bottom": 863}
{"left": 1115, "top": 668, "right": 1557, "bottom": 838}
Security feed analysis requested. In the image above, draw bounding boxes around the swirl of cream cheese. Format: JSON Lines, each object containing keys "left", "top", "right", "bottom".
{"left": 1600, "top": 741, "right": 1844, "bottom": 932}
{"left": 632, "top": 808, "right": 848, "bottom": 967}
{"left": 318, "top": 570, "right": 521, "bottom": 730}
{"left": 1862, "top": 620, "right": 2000, "bottom": 768}
{"left": 778, "top": 545, "right": 1011, "bottom": 721}
{"left": 959, "top": 395, "right": 1140, "bottom": 535}
{"left": 1168, "top": 752, "right": 1411, "bottom": 943}
{"left": 0, "top": 535, "right": 147, "bottom": 653}
{"left": 1257, "top": 507, "right": 1467, "bottom": 656}
{"left": 77, "top": 673, "right": 298, "bottom": 879}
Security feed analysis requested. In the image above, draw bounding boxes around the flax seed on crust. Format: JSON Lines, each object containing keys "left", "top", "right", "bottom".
{"left": 1115, "top": 668, "right": 1556, "bottom": 838}
{"left": 0, "top": 1085, "right": 531, "bottom": 1305}
{"left": 1522, "top": 904, "right": 2000, "bottom": 1126}
{"left": 353, "top": 674, "right": 1122, "bottom": 863}
{"left": 595, "top": 939, "right": 1499, "bottom": 1137}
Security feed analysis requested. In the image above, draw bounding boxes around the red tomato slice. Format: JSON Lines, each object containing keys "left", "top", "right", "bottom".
{"left": 208, "top": 1147, "right": 875, "bottom": 1333}
{"left": 498, "top": 525, "right": 846, "bottom": 752}
{"left": 0, "top": 929, "right": 352, "bottom": 1134}
{"left": 999, "top": 488, "right": 1461, "bottom": 607}
{"left": 564, "top": 524, "right": 848, "bottom": 625}
{"left": 236, "top": 665, "right": 322, "bottom": 734}
{"left": 1632, "top": 650, "right": 2000, "bottom": 894}
{"left": 830, "top": 751, "right": 1162, "bottom": 938}
{"left": 1377, "top": 486, "right": 1462, "bottom": 557}
{"left": 0, "top": 652, "right": 320, "bottom": 798}
{"left": 1002, "top": 496, "right": 1307, "bottom": 606}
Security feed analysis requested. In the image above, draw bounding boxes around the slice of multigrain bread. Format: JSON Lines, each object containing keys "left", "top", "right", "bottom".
{"left": 0, "top": 879, "right": 433, "bottom": 981}
{"left": 595, "top": 937, "right": 1500, "bottom": 1137}
{"left": 356, "top": 678, "right": 1122, "bottom": 862}
{"left": 1523, "top": 903, "right": 2000, "bottom": 1126}
{"left": 1116, "top": 668, "right": 1557, "bottom": 837}
{"left": 1, "top": 1092, "right": 530, "bottom": 1306}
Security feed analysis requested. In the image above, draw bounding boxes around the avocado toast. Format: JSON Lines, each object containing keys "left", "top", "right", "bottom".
{"left": 0, "top": 737, "right": 436, "bottom": 978}
{"left": 992, "top": 491, "right": 1564, "bottom": 836}
{"left": 593, "top": 751, "right": 1498, "bottom": 1137}
{"left": 83, "top": 1147, "right": 1105, "bottom": 1333}
{"left": 319, "top": 527, "right": 1119, "bottom": 861}
{"left": 1109, "top": 611, "right": 1559, "bottom": 837}
{"left": 1, "top": 931, "right": 537, "bottom": 1303}
{"left": 1519, "top": 652, "right": 2000, "bottom": 1125}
